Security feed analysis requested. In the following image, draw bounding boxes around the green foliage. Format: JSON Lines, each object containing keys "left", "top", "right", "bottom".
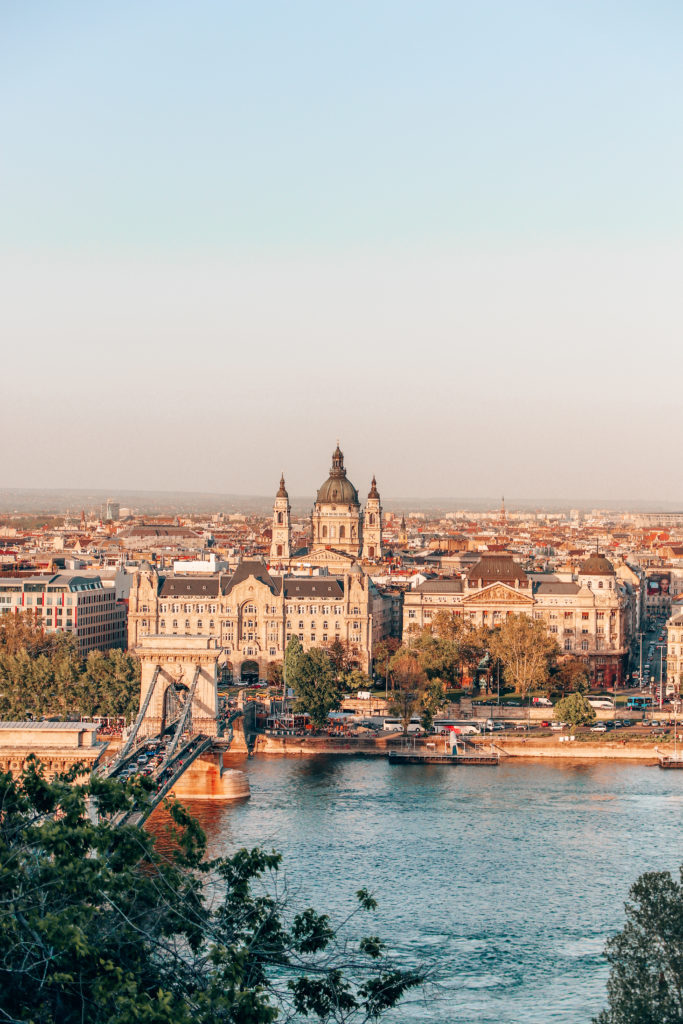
{"left": 554, "top": 656, "right": 590, "bottom": 696}
{"left": 341, "top": 668, "right": 373, "bottom": 692}
{"left": 488, "top": 614, "right": 560, "bottom": 699}
{"left": 290, "top": 648, "right": 343, "bottom": 728}
{"left": 594, "top": 866, "right": 683, "bottom": 1024}
{"left": 419, "top": 679, "right": 447, "bottom": 732}
{"left": 284, "top": 635, "right": 304, "bottom": 685}
{"left": 389, "top": 652, "right": 427, "bottom": 733}
{"left": 326, "top": 637, "right": 350, "bottom": 677}
{"left": 0, "top": 612, "right": 140, "bottom": 721}
{"left": 553, "top": 692, "right": 596, "bottom": 729}
{"left": 0, "top": 759, "right": 422, "bottom": 1024}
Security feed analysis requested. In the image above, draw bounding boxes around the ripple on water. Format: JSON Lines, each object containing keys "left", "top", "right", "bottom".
{"left": 146, "top": 758, "right": 682, "bottom": 1023}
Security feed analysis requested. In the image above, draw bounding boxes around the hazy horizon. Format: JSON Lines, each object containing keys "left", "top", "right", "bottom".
{"left": 2, "top": 2, "right": 682, "bottom": 501}
{"left": 1, "top": 486, "right": 681, "bottom": 519}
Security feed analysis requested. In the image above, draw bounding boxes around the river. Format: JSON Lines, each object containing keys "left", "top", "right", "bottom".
{"left": 148, "top": 757, "right": 682, "bottom": 1023}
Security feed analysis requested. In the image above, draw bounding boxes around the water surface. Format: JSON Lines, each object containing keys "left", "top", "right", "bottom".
{"left": 149, "top": 757, "right": 682, "bottom": 1023}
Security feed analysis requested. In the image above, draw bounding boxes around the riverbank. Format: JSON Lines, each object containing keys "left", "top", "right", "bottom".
{"left": 252, "top": 732, "right": 674, "bottom": 761}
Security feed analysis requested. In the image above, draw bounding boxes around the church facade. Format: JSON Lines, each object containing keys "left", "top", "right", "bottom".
{"left": 269, "top": 444, "right": 384, "bottom": 569}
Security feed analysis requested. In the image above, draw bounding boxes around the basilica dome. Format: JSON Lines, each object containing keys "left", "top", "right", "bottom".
{"left": 316, "top": 445, "right": 360, "bottom": 505}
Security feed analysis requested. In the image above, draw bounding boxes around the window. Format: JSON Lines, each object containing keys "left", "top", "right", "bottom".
{"left": 581, "top": 640, "right": 589, "bottom": 650}
{"left": 172, "top": 620, "right": 178, "bottom": 628}
{"left": 197, "top": 619, "right": 203, "bottom": 628}
{"left": 582, "top": 612, "right": 589, "bottom": 620}
{"left": 185, "top": 619, "right": 190, "bottom": 628}
{"left": 549, "top": 625, "right": 558, "bottom": 633}
{"left": 598, "top": 581, "right": 603, "bottom": 589}
{"left": 564, "top": 638, "right": 572, "bottom": 650}
{"left": 209, "top": 620, "right": 215, "bottom": 629}
{"left": 408, "top": 610, "right": 416, "bottom": 619}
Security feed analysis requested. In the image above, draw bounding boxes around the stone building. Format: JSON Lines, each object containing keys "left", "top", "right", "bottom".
{"left": 402, "top": 552, "right": 631, "bottom": 685}
{"left": 666, "top": 610, "right": 683, "bottom": 693}
{"left": 269, "top": 444, "right": 384, "bottom": 571}
{"left": 128, "top": 558, "right": 392, "bottom": 682}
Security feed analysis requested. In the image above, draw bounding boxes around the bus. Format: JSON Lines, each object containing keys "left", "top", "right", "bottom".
{"left": 627, "top": 695, "right": 653, "bottom": 711}
{"left": 432, "top": 719, "right": 482, "bottom": 736}
{"left": 382, "top": 717, "right": 422, "bottom": 733}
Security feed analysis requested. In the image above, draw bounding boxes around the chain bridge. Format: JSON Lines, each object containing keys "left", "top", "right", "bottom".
{"left": 102, "top": 636, "right": 253, "bottom": 825}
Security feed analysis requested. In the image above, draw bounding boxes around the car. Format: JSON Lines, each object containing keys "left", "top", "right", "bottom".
{"left": 484, "top": 720, "right": 506, "bottom": 731}
{"left": 550, "top": 722, "right": 567, "bottom": 731}
{"left": 514, "top": 723, "right": 529, "bottom": 731}
{"left": 590, "top": 723, "right": 607, "bottom": 732}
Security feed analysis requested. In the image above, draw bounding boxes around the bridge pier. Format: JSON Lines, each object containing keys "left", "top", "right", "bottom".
{"left": 169, "top": 749, "right": 250, "bottom": 800}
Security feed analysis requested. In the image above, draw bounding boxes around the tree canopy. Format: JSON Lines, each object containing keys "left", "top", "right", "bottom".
{"left": 488, "top": 614, "right": 559, "bottom": 699}
{"left": 0, "top": 611, "right": 140, "bottom": 721}
{"left": 289, "top": 647, "right": 343, "bottom": 728}
{"left": 553, "top": 693, "right": 596, "bottom": 730}
{"left": 594, "top": 865, "right": 683, "bottom": 1024}
{"left": 388, "top": 652, "right": 427, "bottom": 733}
{"left": 0, "top": 759, "right": 422, "bottom": 1024}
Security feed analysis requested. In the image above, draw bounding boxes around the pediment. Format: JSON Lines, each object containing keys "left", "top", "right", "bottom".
{"left": 306, "top": 546, "right": 358, "bottom": 565}
{"left": 462, "top": 582, "right": 534, "bottom": 606}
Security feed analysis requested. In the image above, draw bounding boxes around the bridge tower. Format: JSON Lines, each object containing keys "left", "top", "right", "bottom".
{"left": 133, "top": 635, "right": 222, "bottom": 738}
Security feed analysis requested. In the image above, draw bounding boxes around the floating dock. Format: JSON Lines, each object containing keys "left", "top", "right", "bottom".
{"left": 658, "top": 754, "right": 683, "bottom": 769}
{"left": 388, "top": 750, "right": 499, "bottom": 766}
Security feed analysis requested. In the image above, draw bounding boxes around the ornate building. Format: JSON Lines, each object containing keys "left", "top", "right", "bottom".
{"left": 128, "top": 558, "right": 392, "bottom": 682}
{"left": 402, "top": 552, "right": 632, "bottom": 685}
{"left": 269, "top": 444, "right": 384, "bottom": 570}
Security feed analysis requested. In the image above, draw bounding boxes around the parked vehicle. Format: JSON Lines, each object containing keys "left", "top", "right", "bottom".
{"left": 587, "top": 696, "right": 614, "bottom": 710}
{"left": 590, "top": 723, "right": 607, "bottom": 732}
{"left": 532, "top": 697, "right": 553, "bottom": 707}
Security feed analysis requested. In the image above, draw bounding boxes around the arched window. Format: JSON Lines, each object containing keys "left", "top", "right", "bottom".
{"left": 339, "top": 525, "right": 345, "bottom": 539}
{"left": 369, "top": 546, "right": 375, "bottom": 558}
{"left": 209, "top": 619, "right": 215, "bottom": 629}
{"left": 277, "top": 512, "right": 283, "bottom": 524}
{"left": 172, "top": 619, "right": 178, "bottom": 628}
{"left": 185, "top": 619, "right": 190, "bottom": 629}
{"left": 322, "top": 526, "right": 327, "bottom": 538}
{"left": 277, "top": 544, "right": 283, "bottom": 556}
{"left": 368, "top": 513, "right": 374, "bottom": 525}
{"left": 197, "top": 619, "right": 203, "bottom": 628}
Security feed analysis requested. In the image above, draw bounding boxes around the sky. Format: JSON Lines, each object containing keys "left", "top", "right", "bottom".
{"left": 1, "top": 1, "right": 682, "bottom": 504}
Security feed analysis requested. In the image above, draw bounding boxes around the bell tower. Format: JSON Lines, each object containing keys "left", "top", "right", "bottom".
{"left": 362, "top": 475, "right": 383, "bottom": 560}
{"left": 270, "top": 474, "right": 291, "bottom": 563}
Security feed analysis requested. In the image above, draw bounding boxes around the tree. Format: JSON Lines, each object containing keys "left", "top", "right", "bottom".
{"left": 290, "top": 648, "right": 342, "bottom": 729}
{"left": 594, "top": 865, "right": 683, "bottom": 1024}
{"left": 284, "top": 635, "right": 304, "bottom": 687}
{"left": 419, "top": 679, "right": 447, "bottom": 733}
{"left": 0, "top": 622, "right": 140, "bottom": 723}
{"left": 554, "top": 656, "right": 590, "bottom": 697}
{"left": 267, "top": 660, "right": 283, "bottom": 687}
{"left": 389, "top": 652, "right": 427, "bottom": 734}
{"left": 0, "top": 759, "right": 421, "bottom": 1024}
{"left": 553, "top": 692, "right": 596, "bottom": 730}
{"left": 326, "top": 637, "right": 350, "bottom": 679}
{"left": 373, "top": 638, "right": 399, "bottom": 692}
{"left": 488, "top": 614, "right": 559, "bottom": 701}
